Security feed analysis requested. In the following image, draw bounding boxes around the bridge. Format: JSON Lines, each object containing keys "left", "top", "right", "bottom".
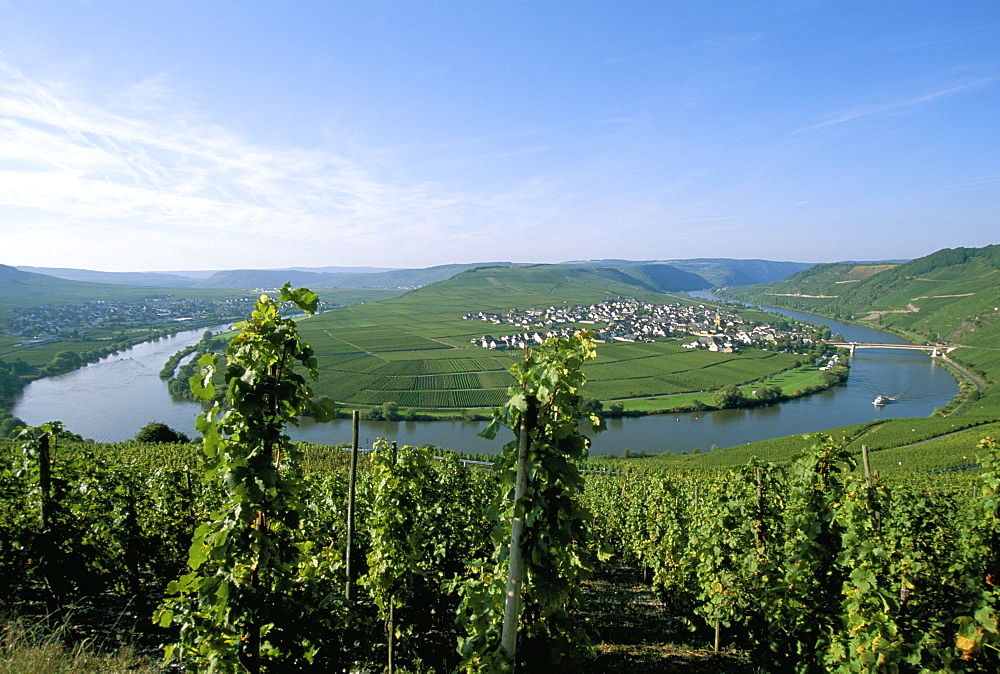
{"left": 825, "top": 341, "right": 957, "bottom": 357}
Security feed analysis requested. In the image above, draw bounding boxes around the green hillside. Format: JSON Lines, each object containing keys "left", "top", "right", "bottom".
{"left": 720, "top": 246, "right": 999, "bottom": 331}
{"left": 15, "top": 265, "right": 202, "bottom": 287}
{"left": 700, "top": 244, "right": 1000, "bottom": 469}
{"left": 0, "top": 267, "right": 398, "bottom": 416}
{"left": 720, "top": 261, "right": 901, "bottom": 312}
{"left": 625, "top": 416, "right": 1000, "bottom": 472}
{"left": 664, "top": 257, "right": 815, "bottom": 287}
{"left": 720, "top": 247, "right": 1000, "bottom": 378}
{"left": 295, "top": 264, "right": 821, "bottom": 416}
{"left": 194, "top": 262, "right": 522, "bottom": 289}
{"left": 613, "top": 263, "right": 710, "bottom": 292}
{"left": 0, "top": 264, "right": 162, "bottom": 314}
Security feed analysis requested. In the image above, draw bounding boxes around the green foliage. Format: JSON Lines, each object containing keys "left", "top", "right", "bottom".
{"left": 43, "top": 350, "right": 82, "bottom": 376}
{"left": 2, "top": 423, "right": 155, "bottom": 605}
{"left": 4, "top": 414, "right": 1000, "bottom": 670}
{"left": 134, "top": 421, "right": 190, "bottom": 444}
{"left": 0, "top": 358, "right": 35, "bottom": 404}
{"left": 0, "top": 412, "right": 27, "bottom": 439}
{"left": 820, "top": 364, "right": 849, "bottom": 386}
{"left": 754, "top": 384, "right": 785, "bottom": 404}
{"left": 772, "top": 438, "right": 859, "bottom": 670}
{"left": 457, "top": 331, "right": 604, "bottom": 672}
{"left": 362, "top": 443, "right": 493, "bottom": 671}
{"left": 583, "top": 432, "right": 1000, "bottom": 672}
{"left": 713, "top": 384, "right": 746, "bottom": 409}
{"left": 690, "top": 459, "right": 785, "bottom": 662}
{"left": 155, "top": 285, "right": 351, "bottom": 672}
{"left": 949, "top": 437, "right": 1000, "bottom": 667}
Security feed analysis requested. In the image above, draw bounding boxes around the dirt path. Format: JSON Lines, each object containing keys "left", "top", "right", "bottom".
{"left": 579, "top": 566, "right": 753, "bottom": 672}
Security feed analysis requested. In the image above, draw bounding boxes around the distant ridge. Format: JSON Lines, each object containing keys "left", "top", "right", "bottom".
{"left": 15, "top": 257, "right": 813, "bottom": 290}
{"left": 613, "top": 263, "right": 711, "bottom": 291}
{"left": 717, "top": 243, "right": 1000, "bottom": 357}
{"left": 276, "top": 265, "right": 400, "bottom": 274}
{"left": 16, "top": 266, "right": 200, "bottom": 288}
{"left": 564, "top": 258, "right": 815, "bottom": 287}
{"left": 0, "top": 264, "right": 159, "bottom": 310}
{"left": 15, "top": 263, "right": 516, "bottom": 289}
{"left": 193, "top": 262, "right": 523, "bottom": 289}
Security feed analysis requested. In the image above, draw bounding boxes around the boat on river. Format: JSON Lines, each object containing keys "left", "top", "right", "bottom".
{"left": 873, "top": 395, "right": 892, "bottom": 406}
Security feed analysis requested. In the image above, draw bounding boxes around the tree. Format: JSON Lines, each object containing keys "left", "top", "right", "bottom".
{"left": 755, "top": 385, "right": 784, "bottom": 405}
{"left": 381, "top": 401, "right": 401, "bottom": 421}
{"left": 135, "top": 421, "right": 190, "bottom": 444}
{"left": 714, "top": 384, "right": 746, "bottom": 409}
{"left": 579, "top": 396, "right": 603, "bottom": 415}
{"left": 0, "top": 414, "right": 26, "bottom": 439}
{"left": 44, "top": 350, "right": 82, "bottom": 375}
{"left": 821, "top": 365, "right": 849, "bottom": 386}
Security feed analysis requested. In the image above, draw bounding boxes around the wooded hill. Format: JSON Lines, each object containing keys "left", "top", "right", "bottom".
{"left": 17, "top": 257, "right": 814, "bottom": 291}
{"left": 717, "top": 244, "right": 1000, "bottom": 416}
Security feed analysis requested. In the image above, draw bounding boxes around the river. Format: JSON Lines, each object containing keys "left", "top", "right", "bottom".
{"left": 11, "top": 298, "right": 958, "bottom": 455}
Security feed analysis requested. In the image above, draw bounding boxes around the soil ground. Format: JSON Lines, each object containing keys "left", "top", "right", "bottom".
{"left": 579, "top": 565, "right": 756, "bottom": 673}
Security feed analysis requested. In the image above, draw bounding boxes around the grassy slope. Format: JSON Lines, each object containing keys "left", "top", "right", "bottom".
{"left": 669, "top": 245, "right": 1000, "bottom": 471}
{"left": 0, "top": 265, "right": 400, "bottom": 367}
{"left": 10, "top": 256, "right": 989, "bottom": 470}
{"left": 297, "top": 264, "right": 813, "bottom": 413}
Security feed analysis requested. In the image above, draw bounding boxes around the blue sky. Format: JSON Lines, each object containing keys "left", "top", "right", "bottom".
{"left": 1, "top": 1, "right": 997, "bottom": 272}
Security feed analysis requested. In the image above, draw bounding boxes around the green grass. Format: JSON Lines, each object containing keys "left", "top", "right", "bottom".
{"left": 702, "top": 245, "right": 1000, "bottom": 469}
{"left": 625, "top": 415, "right": 999, "bottom": 473}
{"left": 6, "top": 258, "right": 991, "bottom": 469}
{"left": 0, "top": 616, "right": 159, "bottom": 674}
{"left": 293, "top": 265, "right": 818, "bottom": 414}
{"left": 0, "top": 265, "right": 397, "bottom": 366}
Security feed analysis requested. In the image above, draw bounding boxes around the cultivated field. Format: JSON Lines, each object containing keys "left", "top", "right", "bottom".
{"left": 296, "top": 265, "right": 812, "bottom": 414}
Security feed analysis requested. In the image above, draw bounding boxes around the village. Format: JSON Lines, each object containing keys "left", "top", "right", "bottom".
{"left": 463, "top": 298, "right": 827, "bottom": 354}
{"left": 5, "top": 296, "right": 257, "bottom": 344}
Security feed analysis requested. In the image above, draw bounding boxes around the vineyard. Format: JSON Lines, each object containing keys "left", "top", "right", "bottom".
{"left": 272, "top": 264, "right": 838, "bottom": 417}
{"left": 3, "top": 285, "right": 999, "bottom": 672}
{"left": 3, "top": 431, "right": 1000, "bottom": 672}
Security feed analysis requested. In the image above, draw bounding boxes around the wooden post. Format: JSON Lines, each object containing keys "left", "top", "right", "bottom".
{"left": 388, "top": 599, "right": 395, "bottom": 674}
{"left": 754, "top": 468, "right": 765, "bottom": 545}
{"left": 714, "top": 620, "right": 721, "bottom": 652}
{"left": 862, "top": 445, "right": 872, "bottom": 488}
{"left": 125, "top": 480, "right": 140, "bottom": 594}
{"left": 185, "top": 467, "right": 195, "bottom": 521}
{"left": 38, "top": 433, "right": 51, "bottom": 529}
{"left": 345, "top": 410, "right": 359, "bottom": 601}
{"left": 387, "top": 439, "right": 397, "bottom": 674}
{"left": 501, "top": 397, "right": 535, "bottom": 662}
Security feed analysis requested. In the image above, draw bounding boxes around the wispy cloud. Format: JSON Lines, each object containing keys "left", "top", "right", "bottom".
{"left": 796, "top": 76, "right": 1000, "bottom": 133}
{"left": 0, "top": 57, "right": 503, "bottom": 268}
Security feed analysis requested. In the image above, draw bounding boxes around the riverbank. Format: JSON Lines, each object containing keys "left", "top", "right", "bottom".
{"left": 0, "top": 321, "right": 236, "bottom": 438}
{"left": 705, "top": 289, "right": 995, "bottom": 418}
{"left": 11, "top": 302, "right": 958, "bottom": 454}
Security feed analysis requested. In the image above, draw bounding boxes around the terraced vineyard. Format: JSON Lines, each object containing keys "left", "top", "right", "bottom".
{"left": 296, "top": 265, "right": 817, "bottom": 415}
